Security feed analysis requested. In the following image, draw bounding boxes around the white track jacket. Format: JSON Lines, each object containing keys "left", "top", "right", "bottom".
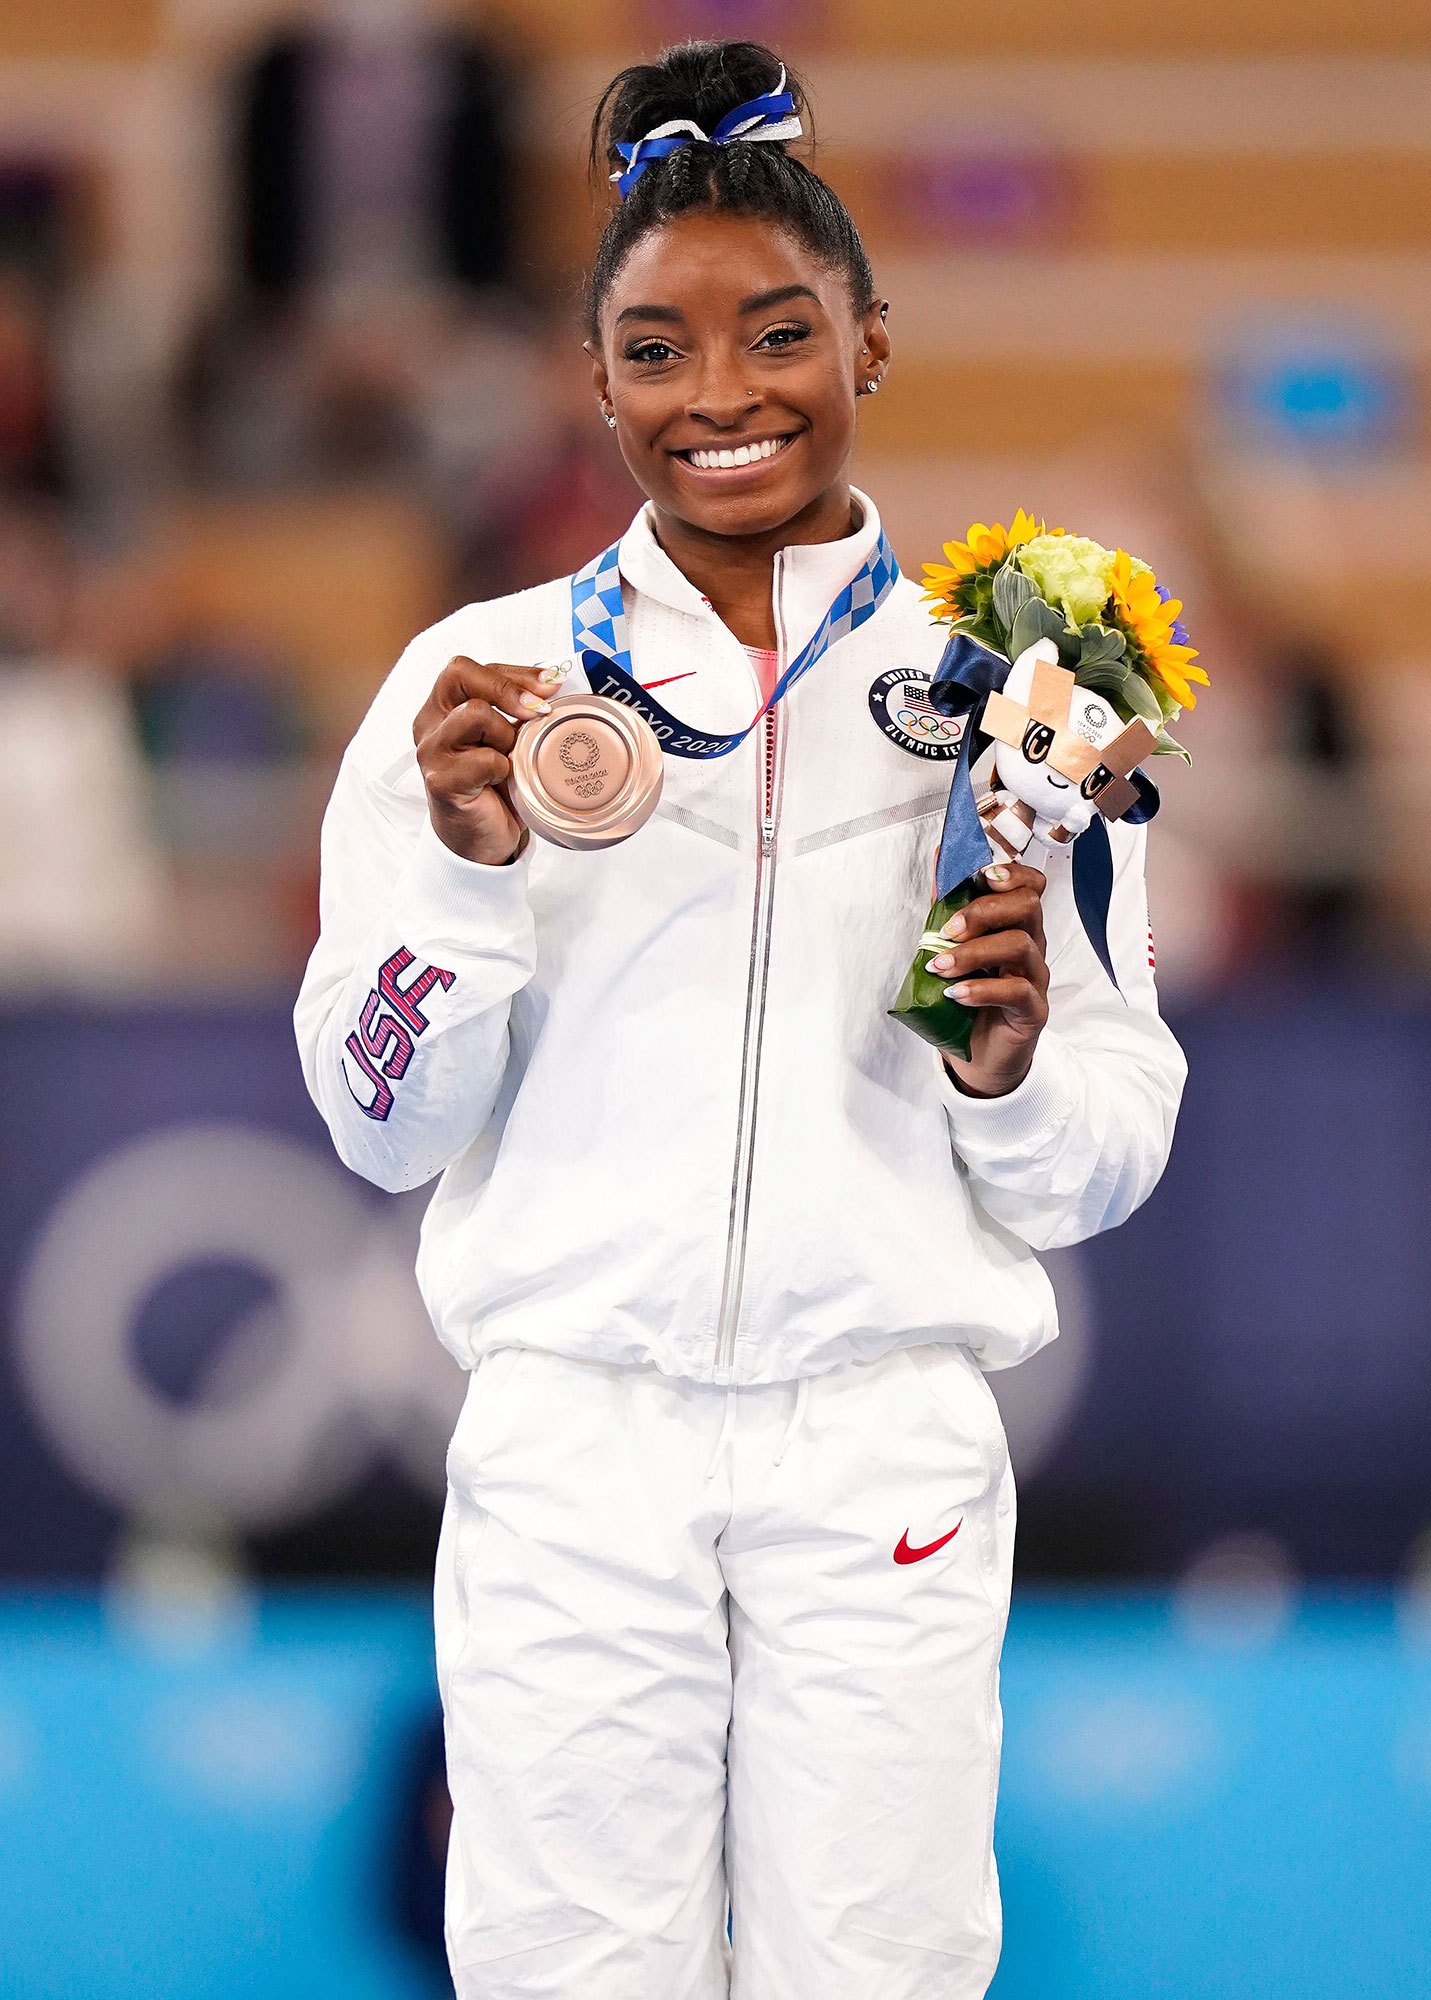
{"left": 295, "top": 492, "right": 1185, "bottom": 1385}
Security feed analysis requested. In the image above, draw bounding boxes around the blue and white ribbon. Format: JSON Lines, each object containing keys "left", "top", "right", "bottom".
{"left": 926, "top": 632, "right": 1160, "bottom": 992}
{"left": 611, "top": 67, "right": 804, "bottom": 200}
{"left": 570, "top": 530, "right": 900, "bottom": 760}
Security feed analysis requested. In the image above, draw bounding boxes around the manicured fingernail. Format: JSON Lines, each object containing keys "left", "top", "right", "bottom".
{"left": 537, "top": 665, "right": 567, "bottom": 686}
{"left": 987, "top": 865, "right": 1010, "bottom": 884}
{"left": 927, "top": 953, "right": 955, "bottom": 974}
{"left": 519, "top": 693, "right": 552, "bottom": 715}
{"left": 947, "top": 983, "right": 976, "bottom": 1002}
{"left": 942, "top": 914, "right": 966, "bottom": 939}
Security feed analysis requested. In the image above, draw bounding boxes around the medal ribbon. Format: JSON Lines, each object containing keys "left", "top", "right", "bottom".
{"left": 569, "top": 530, "right": 901, "bottom": 761}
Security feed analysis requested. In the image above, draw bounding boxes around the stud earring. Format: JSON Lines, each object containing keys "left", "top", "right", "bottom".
{"left": 602, "top": 408, "right": 616, "bottom": 428}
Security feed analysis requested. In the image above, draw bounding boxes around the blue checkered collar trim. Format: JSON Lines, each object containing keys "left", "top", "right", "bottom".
{"left": 610, "top": 488, "right": 891, "bottom": 651}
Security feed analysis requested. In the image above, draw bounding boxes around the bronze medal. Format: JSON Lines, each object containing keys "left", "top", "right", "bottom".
{"left": 509, "top": 694, "right": 665, "bottom": 851}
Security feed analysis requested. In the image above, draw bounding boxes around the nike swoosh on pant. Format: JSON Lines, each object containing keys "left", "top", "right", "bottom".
{"left": 893, "top": 1520, "right": 962, "bottom": 1565}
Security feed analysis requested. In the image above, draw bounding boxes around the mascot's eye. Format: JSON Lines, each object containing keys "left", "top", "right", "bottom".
{"left": 1022, "top": 721, "right": 1055, "bottom": 764}
{"left": 1081, "top": 764, "right": 1113, "bottom": 800}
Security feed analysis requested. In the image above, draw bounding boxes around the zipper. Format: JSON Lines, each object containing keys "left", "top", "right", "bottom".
{"left": 713, "top": 554, "right": 788, "bottom": 1380}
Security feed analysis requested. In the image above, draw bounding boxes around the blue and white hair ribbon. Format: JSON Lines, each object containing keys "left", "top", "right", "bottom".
{"left": 612, "top": 67, "right": 804, "bottom": 200}
{"left": 570, "top": 529, "right": 899, "bottom": 760}
{"left": 926, "top": 631, "right": 1160, "bottom": 992}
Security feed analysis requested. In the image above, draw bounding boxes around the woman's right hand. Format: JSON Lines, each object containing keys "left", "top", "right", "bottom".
{"left": 412, "top": 658, "right": 561, "bottom": 866}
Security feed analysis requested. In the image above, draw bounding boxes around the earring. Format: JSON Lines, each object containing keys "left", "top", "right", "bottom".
{"left": 862, "top": 376, "right": 883, "bottom": 395}
{"left": 601, "top": 408, "right": 616, "bottom": 428}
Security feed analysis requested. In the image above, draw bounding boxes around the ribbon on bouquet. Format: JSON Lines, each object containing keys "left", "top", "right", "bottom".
{"left": 925, "top": 632, "right": 1161, "bottom": 992}
{"left": 569, "top": 531, "right": 901, "bottom": 761}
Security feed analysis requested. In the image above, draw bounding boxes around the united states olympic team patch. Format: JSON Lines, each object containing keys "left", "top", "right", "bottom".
{"left": 867, "top": 669, "right": 965, "bottom": 760}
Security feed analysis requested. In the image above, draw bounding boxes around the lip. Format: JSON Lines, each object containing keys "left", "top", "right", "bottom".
{"left": 667, "top": 431, "right": 801, "bottom": 480}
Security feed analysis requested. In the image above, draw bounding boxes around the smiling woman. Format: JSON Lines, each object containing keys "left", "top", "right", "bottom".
{"left": 585, "top": 213, "right": 889, "bottom": 640}
{"left": 583, "top": 44, "right": 891, "bottom": 642}
{"left": 295, "top": 32, "right": 1187, "bottom": 2000}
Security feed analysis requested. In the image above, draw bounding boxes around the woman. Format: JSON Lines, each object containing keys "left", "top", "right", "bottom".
{"left": 296, "top": 39, "right": 1185, "bottom": 2000}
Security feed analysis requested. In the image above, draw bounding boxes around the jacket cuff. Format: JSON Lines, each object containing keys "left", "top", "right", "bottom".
{"left": 939, "top": 1030, "right": 1083, "bottom": 1157}
{"left": 389, "top": 818, "right": 535, "bottom": 962}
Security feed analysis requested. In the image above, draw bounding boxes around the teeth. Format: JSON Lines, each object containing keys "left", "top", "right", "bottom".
{"left": 685, "top": 436, "right": 791, "bottom": 470}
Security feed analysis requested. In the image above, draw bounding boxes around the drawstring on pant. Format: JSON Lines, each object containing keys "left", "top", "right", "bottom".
{"left": 772, "top": 1376, "right": 810, "bottom": 1466}
{"left": 704, "top": 1376, "right": 811, "bottom": 1480}
{"left": 705, "top": 1386, "right": 738, "bottom": 1481}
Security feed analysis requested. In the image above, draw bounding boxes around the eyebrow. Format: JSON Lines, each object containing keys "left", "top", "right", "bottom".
{"left": 613, "top": 282, "right": 822, "bottom": 329}
{"left": 738, "top": 283, "right": 821, "bottom": 314}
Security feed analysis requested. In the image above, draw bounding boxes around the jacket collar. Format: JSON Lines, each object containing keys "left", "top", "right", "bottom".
{"left": 615, "top": 487, "right": 887, "bottom": 659}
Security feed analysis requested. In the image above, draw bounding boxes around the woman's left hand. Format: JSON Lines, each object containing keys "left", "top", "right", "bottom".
{"left": 925, "top": 862, "right": 1051, "bottom": 1098}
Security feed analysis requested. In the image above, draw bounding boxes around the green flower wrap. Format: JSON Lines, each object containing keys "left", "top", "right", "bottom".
{"left": 887, "top": 879, "right": 984, "bottom": 1064}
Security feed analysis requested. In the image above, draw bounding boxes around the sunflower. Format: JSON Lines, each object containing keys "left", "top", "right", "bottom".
{"left": 1108, "top": 548, "right": 1210, "bottom": 710}
{"left": 920, "top": 507, "right": 1047, "bottom": 619}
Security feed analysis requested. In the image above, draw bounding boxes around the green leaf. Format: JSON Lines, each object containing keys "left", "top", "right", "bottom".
{"left": 1151, "top": 676, "right": 1183, "bottom": 722}
{"left": 1009, "top": 597, "right": 1067, "bottom": 661}
{"left": 1056, "top": 625, "right": 1084, "bottom": 668}
{"left": 1153, "top": 727, "right": 1192, "bottom": 762}
{"left": 1118, "top": 674, "right": 1164, "bottom": 725}
{"left": 1076, "top": 661, "right": 1133, "bottom": 701}
{"left": 1075, "top": 622, "right": 1126, "bottom": 668}
{"left": 992, "top": 559, "right": 1036, "bottom": 633}
{"left": 948, "top": 610, "right": 1006, "bottom": 653}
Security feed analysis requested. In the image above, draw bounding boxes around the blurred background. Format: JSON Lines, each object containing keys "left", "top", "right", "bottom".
{"left": 1, "top": 0, "right": 1429, "bottom": 1994}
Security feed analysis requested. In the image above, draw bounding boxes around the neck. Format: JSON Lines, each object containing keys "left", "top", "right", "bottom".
{"left": 650, "top": 479, "right": 857, "bottom": 651}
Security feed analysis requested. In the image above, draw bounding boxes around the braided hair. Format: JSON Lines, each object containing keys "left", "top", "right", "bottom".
{"left": 586, "top": 41, "right": 876, "bottom": 340}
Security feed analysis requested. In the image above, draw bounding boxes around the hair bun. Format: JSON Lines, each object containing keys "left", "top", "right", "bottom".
{"left": 584, "top": 37, "right": 872, "bottom": 341}
{"left": 591, "top": 39, "right": 805, "bottom": 177}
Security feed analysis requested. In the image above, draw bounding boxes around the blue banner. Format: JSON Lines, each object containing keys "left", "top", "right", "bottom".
{"left": 1, "top": 992, "right": 1429, "bottom": 1582}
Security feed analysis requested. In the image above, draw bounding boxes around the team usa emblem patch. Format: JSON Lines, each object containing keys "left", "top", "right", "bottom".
{"left": 867, "top": 669, "right": 965, "bottom": 760}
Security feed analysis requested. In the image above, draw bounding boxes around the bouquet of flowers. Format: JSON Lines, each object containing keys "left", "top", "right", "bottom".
{"left": 889, "top": 509, "right": 1207, "bottom": 1060}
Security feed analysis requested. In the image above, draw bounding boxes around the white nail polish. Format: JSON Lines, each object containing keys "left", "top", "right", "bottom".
{"left": 519, "top": 693, "right": 552, "bottom": 715}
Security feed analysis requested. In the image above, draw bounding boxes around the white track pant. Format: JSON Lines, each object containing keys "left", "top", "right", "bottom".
{"left": 434, "top": 1340, "right": 1016, "bottom": 1999}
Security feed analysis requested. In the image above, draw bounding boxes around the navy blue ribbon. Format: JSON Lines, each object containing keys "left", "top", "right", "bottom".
{"left": 925, "top": 630, "right": 1160, "bottom": 991}
{"left": 612, "top": 86, "right": 803, "bottom": 199}
{"left": 926, "top": 633, "right": 1008, "bottom": 900}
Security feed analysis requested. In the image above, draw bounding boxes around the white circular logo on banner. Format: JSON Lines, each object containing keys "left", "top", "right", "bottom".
{"left": 16, "top": 1125, "right": 464, "bottom": 1530}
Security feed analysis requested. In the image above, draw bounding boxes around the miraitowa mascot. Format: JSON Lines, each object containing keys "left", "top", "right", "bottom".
{"left": 891, "top": 627, "right": 1163, "bottom": 1061}
{"left": 978, "top": 640, "right": 1155, "bottom": 861}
